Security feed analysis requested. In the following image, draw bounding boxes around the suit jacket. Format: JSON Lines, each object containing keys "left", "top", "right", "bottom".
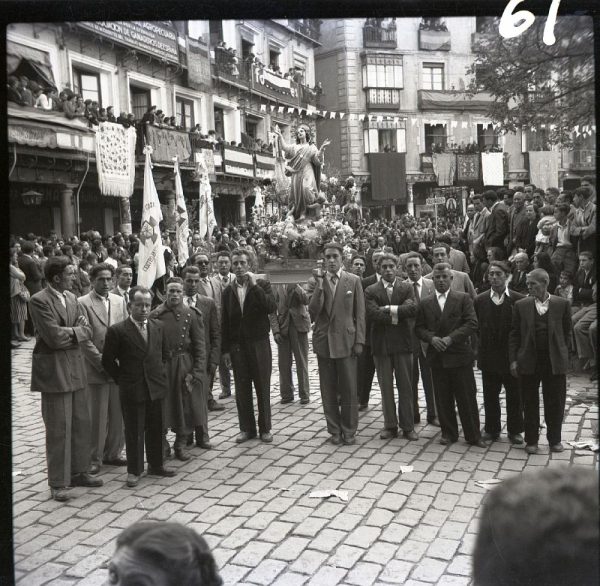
{"left": 508, "top": 295, "right": 571, "bottom": 375}
{"left": 221, "top": 277, "right": 276, "bottom": 353}
{"left": 513, "top": 219, "right": 537, "bottom": 257}
{"left": 424, "top": 269, "right": 476, "bottom": 299}
{"left": 271, "top": 284, "right": 311, "bottom": 337}
{"left": 573, "top": 267, "right": 596, "bottom": 306}
{"left": 405, "top": 277, "right": 435, "bottom": 354}
{"left": 78, "top": 291, "right": 127, "bottom": 384}
{"left": 470, "top": 208, "right": 490, "bottom": 258}
{"left": 365, "top": 278, "right": 416, "bottom": 355}
{"left": 449, "top": 248, "right": 470, "bottom": 274}
{"left": 485, "top": 202, "right": 509, "bottom": 248}
{"left": 474, "top": 289, "right": 525, "bottom": 373}
{"left": 509, "top": 207, "right": 528, "bottom": 247}
{"left": 361, "top": 274, "right": 379, "bottom": 347}
{"left": 197, "top": 277, "right": 217, "bottom": 301}
{"left": 508, "top": 268, "right": 529, "bottom": 294}
{"left": 415, "top": 290, "right": 478, "bottom": 368}
{"left": 210, "top": 273, "right": 233, "bottom": 321}
{"left": 194, "top": 294, "right": 221, "bottom": 368}
{"left": 102, "top": 318, "right": 168, "bottom": 402}
{"left": 18, "top": 254, "right": 43, "bottom": 295}
{"left": 29, "top": 287, "right": 92, "bottom": 394}
{"left": 307, "top": 270, "right": 366, "bottom": 359}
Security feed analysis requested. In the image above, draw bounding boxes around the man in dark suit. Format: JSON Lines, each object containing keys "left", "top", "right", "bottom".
{"left": 425, "top": 243, "right": 476, "bottom": 299}
{"left": 509, "top": 269, "right": 571, "bottom": 454}
{"left": 415, "top": 263, "right": 486, "bottom": 448}
{"left": 483, "top": 190, "right": 509, "bottom": 249}
{"left": 365, "top": 253, "right": 418, "bottom": 440}
{"left": 357, "top": 251, "right": 383, "bottom": 410}
{"left": 270, "top": 283, "right": 311, "bottom": 404}
{"left": 30, "top": 257, "right": 102, "bottom": 502}
{"left": 182, "top": 266, "right": 221, "bottom": 449}
{"left": 78, "top": 263, "right": 127, "bottom": 476}
{"left": 110, "top": 264, "right": 133, "bottom": 310}
{"left": 404, "top": 253, "right": 439, "bottom": 427}
{"left": 19, "top": 240, "right": 44, "bottom": 335}
{"left": 474, "top": 261, "right": 525, "bottom": 444}
{"left": 102, "top": 287, "right": 176, "bottom": 487}
{"left": 221, "top": 248, "right": 276, "bottom": 443}
{"left": 508, "top": 252, "right": 530, "bottom": 294}
{"left": 307, "top": 242, "right": 366, "bottom": 445}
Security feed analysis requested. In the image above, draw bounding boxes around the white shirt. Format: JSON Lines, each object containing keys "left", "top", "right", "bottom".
{"left": 383, "top": 279, "right": 399, "bottom": 325}
{"left": 535, "top": 294, "right": 550, "bottom": 316}
{"left": 235, "top": 277, "right": 249, "bottom": 310}
{"left": 219, "top": 273, "right": 231, "bottom": 286}
{"left": 105, "top": 257, "right": 118, "bottom": 268}
{"left": 490, "top": 287, "right": 510, "bottom": 306}
{"left": 184, "top": 294, "right": 198, "bottom": 308}
{"left": 92, "top": 290, "right": 110, "bottom": 314}
{"left": 437, "top": 291, "right": 448, "bottom": 312}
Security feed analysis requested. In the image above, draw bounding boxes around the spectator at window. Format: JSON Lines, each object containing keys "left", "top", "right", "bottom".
{"left": 141, "top": 106, "right": 157, "bottom": 125}
{"left": 19, "top": 76, "right": 34, "bottom": 107}
{"left": 7, "top": 76, "right": 23, "bottom": 105}
{"left": 106, "top": 106, "right": 116, "bottom": 123}
{"left": 33, "top": 87, "right": 53, "bottom": 111}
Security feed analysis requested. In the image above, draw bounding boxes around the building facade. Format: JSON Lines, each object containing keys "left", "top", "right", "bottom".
{"left": 314, "top": 17, "right": 596, "bottom": 220}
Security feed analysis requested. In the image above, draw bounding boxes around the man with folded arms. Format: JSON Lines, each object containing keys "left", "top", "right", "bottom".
{"left": 102, "top": 287, "right": 176, "bottom": 487}
{"left": 365, "top": 253, "right": 418, "bottom": 441}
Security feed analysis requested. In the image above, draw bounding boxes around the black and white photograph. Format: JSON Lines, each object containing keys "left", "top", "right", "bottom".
{"left": 5, "top": 2, "right": 599, "bottom": 584}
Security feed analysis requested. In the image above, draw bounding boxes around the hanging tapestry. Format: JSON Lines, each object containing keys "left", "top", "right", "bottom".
{"left": 456, "top": 154, "right": 480, "bottom": 181}
{"left": 95, "top": 122, "right": 137, "bottom": 197}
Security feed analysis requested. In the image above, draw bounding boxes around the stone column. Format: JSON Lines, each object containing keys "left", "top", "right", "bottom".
{"left": 238, "top": 195, "right": 246, "bottom": 223}
{"left": 59, "top": 187, "right": 76, "bottom": 238}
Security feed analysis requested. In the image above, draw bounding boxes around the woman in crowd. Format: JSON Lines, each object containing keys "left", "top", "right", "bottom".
{"left": 10, "top": 247, "right": 29, "bottom": 345}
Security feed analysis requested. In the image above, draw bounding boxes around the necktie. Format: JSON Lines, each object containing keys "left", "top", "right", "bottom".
{"left": 138, "top": 320, "right": 148, "bottom": 342}
{"left": 413, "top": 282, "right": 420, "bottom": 302}
{"left": 438, "top": 293, "right": 446, "bottom": 312}
{"left": 386, "top": 283, "right": 393, "bottom": 302}
{"left": 223, "top": 276, "right": 229, "bottom": 285}
{"left": 187, "top": 296, "right": 195, "bottom": 307}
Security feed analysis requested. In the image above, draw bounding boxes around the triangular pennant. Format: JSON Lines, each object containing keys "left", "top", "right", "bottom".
{"left": 260, "top": 104, "right": 267, "bottom": 112}
{"left": 339, "top": 112, "right": 345, "bottom": 119}
{"left": 322, "top": 110, "right": 328, "bottom": 117}
{"left": 462, "top": 121, "right": 468, "bottom": 128}
{"left": 278, "top": 106, "right": 284, "bottom": 113}
{"left": 349, "top": 113, "right": 356, "bottom": 121}
{"left": 329, "top": 111, "right": 336, "bottom": 119}
{"left": 376, "top": 115, "right": 383, "bottom": 122}
{"left": 287, "top": 107, "right": 294, "bottom": 114}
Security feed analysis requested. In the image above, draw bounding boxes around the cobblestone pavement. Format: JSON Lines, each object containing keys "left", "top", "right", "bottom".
{"left": 12, "top": 338, "right": 598, "bottom": 585}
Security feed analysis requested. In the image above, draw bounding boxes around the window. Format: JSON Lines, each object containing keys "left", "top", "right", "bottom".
{"left": 209, "top": 21, "right": 223, "bottom": 47}
{"left": 241, "top": 39, "right": 254, "bottom": 60}
{"left": 422, "top": 64, "right": 444, "bottom": 90}
{"left": 477, "top": 123, "right": 500, "bottom": 150}
{"left": 176, "top": 97, "right": 194, "bottom": 131}
{"left": 130, "top": 85, "right": 151, "bottom": 121}
{"left": 522, "top": 127, "right": 551, "bottom": 152}
{"left": 244, "top": 115, "right": 260, "bottom": 141}
{"left": 363, "top": 125, "right": 406, "bottom": 153}
{"left": 269, "top": 49, "right": 280, "bottom": 70}
{"left": 424, "top": 123, "right": 447, "bottom": 152}
{"left": 362, "top": 55, "right": 403, "bottom": 89}
{"left": 214, "top": 106, "right": 224, "bottom": 138}
{"left": 73, "top": 68, "right": 101, "bottom": 104}
{"left": 366, "top": 89, "right": 401, "bottom": 107}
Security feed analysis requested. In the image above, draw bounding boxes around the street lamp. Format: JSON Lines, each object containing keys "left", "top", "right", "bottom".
{"left": 21, "top": 190, "right": 44, "bottom": 206}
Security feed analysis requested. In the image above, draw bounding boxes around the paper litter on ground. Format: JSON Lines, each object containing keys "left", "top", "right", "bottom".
{"left": 308, "top": 490, "right": 349, "bottom": 502}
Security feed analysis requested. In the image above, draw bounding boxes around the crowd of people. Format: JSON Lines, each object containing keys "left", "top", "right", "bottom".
{"left": 10, "top": 177, "right": 597, "bottom": 504}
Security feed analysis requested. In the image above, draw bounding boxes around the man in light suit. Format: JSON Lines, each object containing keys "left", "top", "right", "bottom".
{"left": 404, "top": 253, "right": 439, "bottom": 427}
{"left": 102, "top": 287, "right": 176, "bottom": 487}
{"left": 425, "top": 242, "right": 476, "bottom": 299}
{"left": 79, "top": 263, "right": 127, "bottom": 476}
{"left": 210, "top": 250, "right": 233, "bottom": 400}
{"left": 365, "top": 253, "right": 418, "bottom": 440}
{"left": 509, "top": 269, "right": 571, "bottom": 454}
{"left": 415, "top": 263, "right": 486, "bottom": 448}
{"left": 270, "top": 282, "right": 311, "bottom": 404}
{"left": 307, "top": 242, "right": 366, "bottom": 445}
{"left": 469, "top": 194, "right": 491, "bottom": 290}
{"left": 30, "top": 257, "right": 102, "bottom": 502}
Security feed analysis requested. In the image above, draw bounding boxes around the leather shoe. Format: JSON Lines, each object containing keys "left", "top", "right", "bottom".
{"left": 414, "top": 415, "right": 421, "bottom": 424}
{"left": 550, "top": 442, "right": 564, "bottom": 453}
{"left": 218, "top": 391, "right": 231, "bottom": 399}
{"left": 343, "top": 435, "right": 356, "bottom": 445}
{"left": 103, "top": 457, "right": 127, "bottom": 466}
{"left": 481, "top": 431, "right": 499, "bottom": 442}
{"left": 208, "top": 399, "right": 225, "bottom": 412}
{"left": 427, "top": 417, "right": 441, "bottom": 427}
{"left": 174, "top": 448, "right": 191, "bottom": 461}
{"left": 439, "top": 436, "right": 457, "bottom": 446}
{"left": 186, "top": 434, "right": 194, "bottom": 447}
{"left": 71, "top": 473, "right": 103, "bottom": 488}
{"left": 196, "top": 440, "right": 212, "bottom": 449}
{"left": 260, "top": 432, "right": 273, "bottom": 443}
{"left": 403, "top": 430, "right": 419, "bottom": 441}
{"left": 280, "top": 397, "right": 294, "bottom": 404}
{"left": 508, "top": 433, "right": 524, "bottom": 445}
{"left": 300, "top": 398, "right": 310, "bottom": 405}
{"left": 379, "top": 428, "right": 398, "bottom": 440}
{"left": 470, "top": 439, "right": 489, "bottom": 449}
{"left": 147, "top": 466, "right": 176, "bottom": 477}
{"left": 235, "top": 432, "right": 256, "bottom": 443}
{"left": 330, "top": 434, "right": 342, "bottom": 445}
{"left": 358, "top": 404, "right": 368, "bottom": 412}
{"left": 89, "top": 463, "right": 101, "bottom": 475}
{"left": 50, "top": 487, "right": 71, "bottom": 502}
{"left": 525, "top": 443, "right": 539, "bottom": 454}
{"left": 126, "top": 474, "right": 140, "bottom": 488}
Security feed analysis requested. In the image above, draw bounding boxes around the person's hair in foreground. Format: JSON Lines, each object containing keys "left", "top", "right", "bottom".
{"left": 108, "top": 521, "right": 223, "bottom": 586}
{"left": 473, "top": 467, "right": 599, "bottom": 586}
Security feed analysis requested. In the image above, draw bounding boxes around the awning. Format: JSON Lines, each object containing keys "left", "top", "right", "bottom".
{"left": 7, "top": 40, "right": 56, "bottom": 89}
{"left": 418, "top": 90, "right": 494, "bottom": 111}
{"left": 368, "top": 153, "right": 407, "bottom": 202}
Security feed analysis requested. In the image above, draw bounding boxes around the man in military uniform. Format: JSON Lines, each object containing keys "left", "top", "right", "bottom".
{"left": 150, "top": 277, "right": 206, "bottom": 461}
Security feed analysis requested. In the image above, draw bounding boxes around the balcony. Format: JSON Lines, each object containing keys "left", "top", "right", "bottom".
{"left": 419, "top": 28, "right": 451, "bottom": 51}
{"left": 365, "top": 88, "right": 401, "bottom": 110}
{"left": 287, "top": 19, "right": 322, "bottom": 43}
{"left": 363, "top": 21, "right": 397, "bottom": 49}
{"left": 418, "top": 89, "right": 494, "bottom": 111}
{"left": 570, "top": 149, "right": 596, "bottom": 170}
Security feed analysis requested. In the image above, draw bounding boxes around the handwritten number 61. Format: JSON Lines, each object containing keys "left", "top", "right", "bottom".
{"left": 499, "top": 0, "right": 561, "bottom": 45}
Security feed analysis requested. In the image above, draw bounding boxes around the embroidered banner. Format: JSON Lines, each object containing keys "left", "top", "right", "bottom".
{"left": 95, "top": 122, "right": 137, "bottom": 197}
{"left": 456, "top": 154, "right": 480, "bottom": 181}
{"left": 145, "top": 125, "right": 192, "bottom": 164}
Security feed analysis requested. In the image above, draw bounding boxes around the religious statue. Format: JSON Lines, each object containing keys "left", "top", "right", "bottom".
{"left": 272, "top": 124, "right": 330, "bottom": 223}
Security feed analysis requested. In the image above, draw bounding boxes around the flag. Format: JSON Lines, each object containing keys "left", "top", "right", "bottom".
{"left": 198, "top": 172, "right": 217, "bottom": 239}
{"left": 137, "top": 145, "right": 165, "bottom": 288}
{"left": 173, "top": 156, "right": 189, "bottom": 267}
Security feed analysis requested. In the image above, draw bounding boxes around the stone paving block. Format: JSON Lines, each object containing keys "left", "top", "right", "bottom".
{"left": 421, "top": 508, "right": 449, "bottom": 526}
{"left": 243, "top": 511, "right": 279, "bottom": 530}
{"left": 307, "top": 565, "right": 348, "bottom": 586}
{"left": 245, "top": 559, "right": 288, "bottom": 585}
{"left": 437, "top": 576, "right": 471, "bottom": 586}
{"left": 377, "top": 493, "right": 407, "bottom": 512}
{"left": 310, "top": 529, "right": 346, "bottom": 553}
{"left": 438, "top": 521, "right": 468, "bottom": 540}
{"left": 328, "top": 545, "right": 364, "bottom": 569}
{"left": 446, "top": 554, "right": 472, "bottom": 576}
{"left": 345, "top": 525, "right": 382, "bottom": 548}
{"left": 293, "top": 516, "right": 329, "bottom": 537}
{"left": 410, "top": 557, "right": 448, "bottom": 582}
{"left": 345, "top": 561, "right": 382, "bottom": 585}
{"left": 261, "top": 521, "right": 295, "bottom": 543}
{"left": 378, "top": 559, "right": 414, "bottom": 583}
{"left": 220, "top": 528, "right": 259, "bottom": 550}
{"left": 271, "top": 536, "right": 311, "bottom": 561}
{"left": 272, "top": 571, "right": 309, "bottom": 586}
{"left": 290, "top": 549, "right": 329, "bottom": 574}
{"left": 395, "top": 508, "right": 424, "bottom": 527}
{"left": 231, "top": 541, "right": 275, "bottom": 567}
{"left": 362, "top": 541, "right": 398, "bottom": 565}
{"left": 219, "top": 564, "right": 251, "bottom": 584}
{"left": 280, "top": 505, "right": 315, "bottom": 524}
{"left": 380, "top": 523, "right": 411, "bottom": 544}
{"left": 81, "top": 527, "right": 121, "bottom": 548}
{"left": 15, "top": 547, "right": 62, "bottom": 571}
{"left": 66, "top": 553, "right": 109, "bottom": 578}
{"left": 426, "top": 538, "right": 460, "bottom": 561}
{"left": 22, "top": 563, "right": 69, "bottom": 586}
